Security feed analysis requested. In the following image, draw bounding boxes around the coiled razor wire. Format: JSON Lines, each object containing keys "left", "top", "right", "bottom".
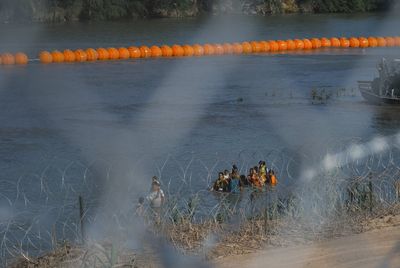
{"left": 1, "top": 145, "right": 400, "bottom": 266}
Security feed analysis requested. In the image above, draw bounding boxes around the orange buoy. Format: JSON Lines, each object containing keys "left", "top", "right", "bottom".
{"left": 150, "top": 46, "right": 162, "bottom": 57}
{"left": 286, "top": 39, "right": 296, "bottom": 50}
{"left": 241, "top": 42, "right": 252, "bottom": 53}
{"left": 128, "top": 46, "right": 141, "bottom": 58}
{"left": 86, "top": 48, "right": 98, "bottom": 61}
{"left": 192, "top": 44, "right": 204, "bottom": 56}
{"left": 394, "top": 36, "right": 400, "bottom": 46}
{"left": 118, "top": 47, "right": 130, "bottom": 59}
{"left": 349, "top": 37, "right": 360, "bottom": 48}
{"left": 182, "top": 45, "right": 195, "bottom": 56}
{"left": 160, "top": 45, "right": 173, "bottom": 57}
{"left": 63, "top": 49, "right": 76, "bottom": 62}
{"left": 367, "top": 37, "right": 378, "bottom": 47}
{"left": 320, "top": 37, "right": 331, "bottom": 47}
{"left": 96, "top": 48, "right": 109, "bottom": 60}
{"left": 203, "top": 44, "right": 215, "bottom": 55}
{"left": 172, "top": 44, "right": 184, "bottom": 57}
{"left": 311, "top": 38, "right": 322, "bottom": 49}
{"left": 358, "top": 37, "right": 369, "bottom": 48}
{"left": 51, "top": 50, "right": 64, "bottom": 63}
{"left": 339, "top": 37, "right": 350, "bottom": 48}
{"left": 259, "top": 41, "right": 270, "bottom": 52}
{"left": 294, "top": 39, "right": 304, "bottom": 50}
{"left": 232, "top": 43, "right": 243, "bottom": 54}
{"left": 15, "top": 52, "right": 28, "bottom": 65}
{"left": 39, "top": 51, "right": 53, "bottom": 64}
{"left": 139, "top": 46, "right": 151, "bottom": 58}
{"left": 213, "top": 44, "right": 224, "bottom": 55}
{"left": 385, "top": 37, "right": 395, "bottom": 47}
{"left": 222, "top": 43, "right": 234, "bottom": 54}
{"left": 303, "top": 39, "right": 312, "bottom": 49}
{"left": 269, "top": 40, "right": 279, "bottom": 52}
{"left": 376, "top": 37, "right": 387, "bottom": 47}
{"left": 277, "top": 40, "right": 288, "bottom": 51}
{"left": 107, "top": 47, "right": 119, "bottom": 60}
{"left": 330, "top": 37, "right": 341, "bottom": 47}
{"left": 1, "top": 53, "right": 15, "bottom": 65}
{"left": 75, "top": 49, "right": 87, "bottom": 62}
{"left": 250, "top": 41, "right": 261, "bottom": 53}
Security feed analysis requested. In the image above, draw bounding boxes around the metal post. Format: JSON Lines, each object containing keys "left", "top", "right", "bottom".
{"left": 79, "top": 195, "right": 86, "bottom": 243}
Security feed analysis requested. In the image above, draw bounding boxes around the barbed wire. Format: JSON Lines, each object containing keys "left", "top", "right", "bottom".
{"left": 1, "top": 146, "right": 400, "bottom": 267}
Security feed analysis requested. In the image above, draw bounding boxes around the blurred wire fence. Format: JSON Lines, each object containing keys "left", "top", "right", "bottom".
{"left": 2, "top": 145, "right": 400, "bottom": 267}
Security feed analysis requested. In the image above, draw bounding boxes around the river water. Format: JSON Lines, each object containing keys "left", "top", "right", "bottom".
{"left": 1, "top": 13, "right": 400, "bottom": 261}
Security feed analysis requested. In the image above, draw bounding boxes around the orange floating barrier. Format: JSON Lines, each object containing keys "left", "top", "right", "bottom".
{"left": 339, "top": 37, "right": 350, "bottom": 48}
{"left": 203, "top": 44, "right": 215, "bottom": 55}
{"left": 232, "top": 43, "right": 243, "bottom": 54}
{"left": 320, "top": 37, "right": 331, "bottom": 47}
{"left": 294, "top": 39, "right": 304, "bottom": 50}
{"left": 97, "top": 48, "right": 109, "bottom": 60}
{"left": 376, "top": 37, "right": 387, "bottom": 47}
{"left": 213, "top": 44, "right": 224, "bottom": 55}
{"left": 222, "top": 43, "right": 234, "bottom": 54}
{"left": 259, "top": 41, "right": 270, "bottom": 52}
{"left": 330, "top": 37, "right": 340, "bottom": 47}
{"left": 182, "top": 45, "right": 194, "bottom": 56}
{"left": 51, "top": 50, "right": 64, "bottom": 63}
{"left": 385, "top": 37, "right": 395, "bottom": 47}
{"left": 172, "top": 44, "right": 184, "bottom": 57}
{"left": 286, "top": 39, "right": 296, "bottom": 50}
{"left": 1, "top": 53, "right": 15, "bottom": 65}
{"left": 192, "top": 44, "right": 204, "bottom": 56}
{"left": 242, "top": 42, "right": 252, "bottom": 53}
{"left": 358, "top": 37, "right": 369, "bottom": 48}
{"left": 367, "top": 37, "right": 378, "bottom": 47}
{"left": 394, "top": 36, "right": 400, "bottom": 46}
{"left": 269, "top": 40, "right": 279, "bottom": 52}
{"left": 107, "top": 47, "right": 119, "bottom": 60}
{"left": 15, "top": 52, "right": 28, "bottom": 65}
{"left": 63, "top": 49, "right": 76, "bottom": 62}
{"left": 277, "top": 40, "right": 288, "bottom": 51}
{"left": 311, "top": 38, "right": 322, "bottom": 49}
{"left": 128, "top": 46, "right": 141, "bottom": 58}
{"left": 39, "top": 51, "right": 53, "bottom": 64}
{"left": 303, "top": 39, "right": 312, "bottom": 49}
{"left": 349, "top": 37, "right": 360, "bottom": 48}
{"left": 250, "top": 41, "right": 261, "bottom": 53}
{"left": 86, "top": 48, "right": 98, "bottom": 61}
{"left": 75, "top": 49, "right": 87, "bottom": 62}
{"left": 118, "top": 47, "right": 130, "bottom": 59}
{"left": 160, "top": 45, "right": 173, "bottom": 57}
{"left": 140, "top": 46, "right": 151, "bottom": 58}
{"left": 150, "top": 46, "right": 162, "bottom": 57}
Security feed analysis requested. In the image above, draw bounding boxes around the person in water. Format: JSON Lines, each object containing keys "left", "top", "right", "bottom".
{"left": 229, "top": 168, "right": 242, "bottom": 193}
{"left": 259, "top": 161, "right": 267, "bottom": 184}
{"left": 147, "top": 180, "right": 165, "bottom": 209}
{"left": 269, "top": 170, "right": 278, "bottom": 186}
{"left": 212, "top": 172, "right": 229, "bottom": 192}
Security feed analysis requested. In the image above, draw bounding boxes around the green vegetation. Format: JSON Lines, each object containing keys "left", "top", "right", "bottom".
{"left": 0, "top": 0, "right": 395, "bottom": 22}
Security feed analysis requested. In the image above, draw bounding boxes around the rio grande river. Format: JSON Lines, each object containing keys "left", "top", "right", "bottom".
{"left": 1, "top": 13, "right": 400, "bottom": 262}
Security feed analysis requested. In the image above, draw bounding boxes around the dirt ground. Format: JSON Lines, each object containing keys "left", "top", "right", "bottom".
{"left": 215, "top": 224, "right": 400, "bottom": 268}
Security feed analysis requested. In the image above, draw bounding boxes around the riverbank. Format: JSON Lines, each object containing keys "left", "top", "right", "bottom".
{"left": 10, "top": 204, "right": 400, "bottom": 267}
{"left": 0, "top": 0, "right": 395, "bottom": 23}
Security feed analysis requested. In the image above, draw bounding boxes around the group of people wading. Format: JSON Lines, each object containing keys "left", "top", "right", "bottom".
{"left": 211, "top": 161, "right": 278, "bottom": 193}
{"left": 138, "top": 162, "right": 278, "bottom": 219}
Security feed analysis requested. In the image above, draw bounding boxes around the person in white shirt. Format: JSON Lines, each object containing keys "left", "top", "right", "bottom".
{"left": 147, "top": 180, "right": 165, "bottom": 209}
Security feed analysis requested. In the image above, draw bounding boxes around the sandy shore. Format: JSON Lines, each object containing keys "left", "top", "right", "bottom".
{"left": 215, "top": 224, "right": 400, "bottom": 268}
